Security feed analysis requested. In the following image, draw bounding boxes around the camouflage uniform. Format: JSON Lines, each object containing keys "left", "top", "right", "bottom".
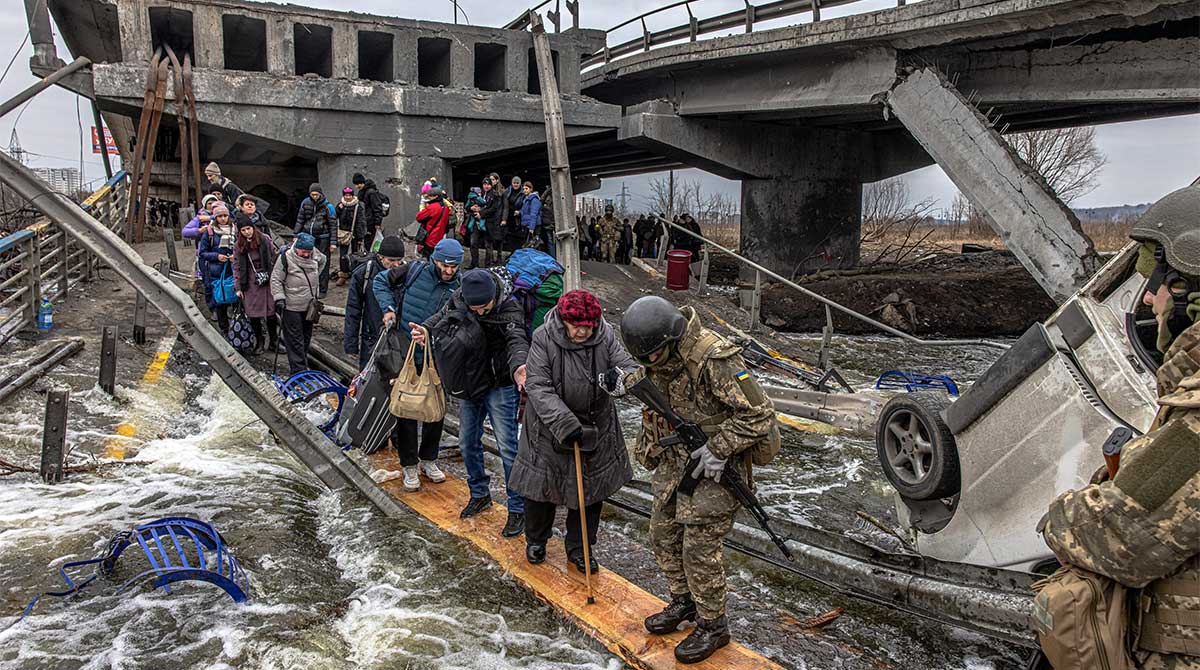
{"left": 1042, "top": 321, "right": 1200, "bottom": 669}
{"left": 635, "top": 307, "right": 776, "bottom": 620}
{"left": 599, "top": 215, "right": 621, "bottom": 263}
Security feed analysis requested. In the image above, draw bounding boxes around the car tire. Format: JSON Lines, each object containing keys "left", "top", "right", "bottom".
{"left": 875, "top": 391, "right": 960, "bottom": 501}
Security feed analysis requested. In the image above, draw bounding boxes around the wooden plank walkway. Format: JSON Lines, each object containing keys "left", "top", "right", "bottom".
{"left": 367, "top": 449, "right": 784, "bottom": 670}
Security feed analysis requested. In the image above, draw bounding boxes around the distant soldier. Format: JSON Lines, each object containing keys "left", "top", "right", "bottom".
{"left": 596, "top": 205, "right": 620, "bottom": 263}
{"left": 618, "top": 296, "right": 777, "bottom": 664}
{"left": 1037, "top": 184, "right": 1199, "bottom": 670}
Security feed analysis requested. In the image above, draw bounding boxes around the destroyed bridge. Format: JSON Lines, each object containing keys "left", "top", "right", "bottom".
{"left": 27, "top": 0, "right": 1200, "bottom": 302}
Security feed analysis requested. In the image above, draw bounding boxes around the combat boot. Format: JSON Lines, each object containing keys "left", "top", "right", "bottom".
{"left": 644, "top": 593, "right": 697, "bottom": 634}
{"left": 673, "top": 615, "right": 730, "bottom": 664}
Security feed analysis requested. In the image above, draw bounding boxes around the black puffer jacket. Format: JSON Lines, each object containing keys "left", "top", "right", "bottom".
{"left": 509, "top": 310, "right": 636, "bottom": 507}
{"left": 423, "top": 268, "right": 529, "bottom": 390}
{"left": 358, "top": 180, "right": 385, "bottom": 234}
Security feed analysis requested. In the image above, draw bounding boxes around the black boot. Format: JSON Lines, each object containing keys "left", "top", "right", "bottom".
{"left": 674, "top": 615, "right": 730, "bottom": 664}
{"left": 460, "top": 495, "right": 493, "bottom": 519}
{"left": 644, "top": 593, "right": 697, "bottom": 634}
{"left": 567, "top": 547, "right": 600, "bottom": 575}
{"left": 525, "top": 543, "right": 546, "bottom": 564}
{"left": 502, "top": 511, "right": 525, "bottom": 537}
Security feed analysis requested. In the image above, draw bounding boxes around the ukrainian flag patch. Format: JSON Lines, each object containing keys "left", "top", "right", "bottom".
{"left": 735, "top": 370, "right": 751, "bottom": 381}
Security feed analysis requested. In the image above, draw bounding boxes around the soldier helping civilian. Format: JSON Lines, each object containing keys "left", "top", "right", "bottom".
{"left": 410, "top": 268, "right": 530, "bottom": 536}
{"left": 1035, "top": 184, "right": 1199, "bottom": 670}
{"left": 619, "top": 295, "right": 780, "bottom": 664}
{"left": 509, "top": 290, "right": 635, "bottom": 571}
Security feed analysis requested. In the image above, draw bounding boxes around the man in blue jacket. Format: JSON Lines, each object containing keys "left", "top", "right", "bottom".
{"left": 344, "top": 235, "right": 405, "bottom": 369}
{"left": 373, "top": 239, "right": 464, "bottom": 492}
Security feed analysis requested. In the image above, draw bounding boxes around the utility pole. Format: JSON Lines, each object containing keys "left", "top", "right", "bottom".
{"left": 530, "top": 13, "right": 580, "bottom": 291}
{"left": 618, "top": 182, "right": 630, "bottom": 213}
{"left": 667, "top": 170, "right": 675, "bottom": 220}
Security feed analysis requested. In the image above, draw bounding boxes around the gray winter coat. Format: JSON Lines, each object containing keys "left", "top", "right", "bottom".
{"left": 270, "top": 247, "right": 327, "bottom": 312}
{"left": 509, "top": 310, "right": 636, "bottom": 508}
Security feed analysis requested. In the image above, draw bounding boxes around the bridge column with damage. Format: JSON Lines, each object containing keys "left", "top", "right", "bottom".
{"left": 885, "top": 66, "right": 1101, "bottom": 302}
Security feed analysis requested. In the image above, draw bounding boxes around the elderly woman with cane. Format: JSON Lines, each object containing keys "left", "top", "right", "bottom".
{"left": 510, "top": 290, "right": 636, "bottom": 577}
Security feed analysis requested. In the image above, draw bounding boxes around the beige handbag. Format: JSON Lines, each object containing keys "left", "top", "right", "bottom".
{"left": 389, "top": 337, "right": 446, "bottom": 422}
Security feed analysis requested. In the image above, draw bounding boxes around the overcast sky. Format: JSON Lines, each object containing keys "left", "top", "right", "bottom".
{"left": 2, "top": 0, "right": 1196, "bottom": 210}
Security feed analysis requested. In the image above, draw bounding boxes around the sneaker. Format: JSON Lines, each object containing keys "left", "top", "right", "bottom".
{"left": 419, "top": 460, "right": 446, "bottom": 483}
{"left": 502, "top": 511, "right": 525, "bottom": 538}
{"left": 460, "top": 495, "right": 493, "bottom": 519}
{"left": 402, "top": 466, "right": 420, "bottom": 492}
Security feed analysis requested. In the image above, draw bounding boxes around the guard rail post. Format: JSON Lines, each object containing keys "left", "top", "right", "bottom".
{"left": 40, "top": 389, "right": 68, "bottom": 484}
{"left": 57, "top": 223, "right": 69, "bottom": 300}
{"left": 819, "top": 304, "right": 834, "bottom": 369}
{"left": 99, "top": 325, "right": 117, "bottom": 395}
{"left": 749, "top": 270, "right": 761, "bottom": 333}
{"left": 25, "top": 234, "right": 40, "bottom": 329}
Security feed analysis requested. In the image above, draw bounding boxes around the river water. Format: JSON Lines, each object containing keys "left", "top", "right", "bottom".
{"left": 0, "top": 334, "right": 1019, "bottom": 670}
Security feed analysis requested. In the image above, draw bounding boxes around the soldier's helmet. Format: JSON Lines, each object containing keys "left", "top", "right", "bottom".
{"left": 605, "top": 204, "right": 615, "bottom": 214}
{"left": 1130, "top": 184, "right": 1200, "bottom": 277}
{"left": 620, "top": 296, "right": 686, "bottom": 365}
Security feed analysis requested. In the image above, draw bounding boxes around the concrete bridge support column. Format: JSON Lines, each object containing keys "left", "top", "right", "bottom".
{"left": 741, "top": 177, "right": 862, "bottom": 278}
{"left": 317, "top": 154, "right": 453, "bottom": 237}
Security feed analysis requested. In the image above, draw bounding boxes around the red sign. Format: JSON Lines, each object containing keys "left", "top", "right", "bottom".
{"left": 91, "top": 126, "right": 118, "bottom": 155}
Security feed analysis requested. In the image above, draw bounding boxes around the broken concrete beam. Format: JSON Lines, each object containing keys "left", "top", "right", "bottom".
{"left": 886, "top": 66, "right": 1100, "bottom": 303}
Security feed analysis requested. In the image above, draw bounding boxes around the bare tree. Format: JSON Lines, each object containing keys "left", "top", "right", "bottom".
{"left": 860, "top": 178, "right": 938, "bottom": 265}
{"left": 644, "top": 176, "right": 680, "bottom": 218}
{"left": 1007, "top": 126, "right": 1107, "bottom": 203}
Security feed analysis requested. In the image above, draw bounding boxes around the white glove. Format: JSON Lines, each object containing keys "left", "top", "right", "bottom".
{"left": 598, "top": 366, "right": 627, "bottom": 397}
{"left": 689, "top": 446, "right": 726, "bottom": 483}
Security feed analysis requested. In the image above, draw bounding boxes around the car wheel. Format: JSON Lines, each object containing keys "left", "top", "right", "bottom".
{"left": 875, "top": 391, "right": 960, "bottom": 501}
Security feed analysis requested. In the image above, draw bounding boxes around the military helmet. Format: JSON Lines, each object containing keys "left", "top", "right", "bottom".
{"left": 1130, "top": 184, "right": 1200, "bottom": 276}
{"left": 605, "top": 204, "right": 615, "bottom": 214}
{"left": 620, "top": 296, "right": 686, "bottom": 364}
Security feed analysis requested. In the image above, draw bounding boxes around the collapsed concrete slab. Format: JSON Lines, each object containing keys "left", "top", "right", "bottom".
{"left": 885, "top": 66, "right": 1101, "bottom": 303}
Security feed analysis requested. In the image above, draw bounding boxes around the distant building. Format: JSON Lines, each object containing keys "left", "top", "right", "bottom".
{"left": 32, "top": 167, "right": 81, "bottom": 195}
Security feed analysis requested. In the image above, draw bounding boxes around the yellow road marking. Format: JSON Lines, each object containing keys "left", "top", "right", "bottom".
{"left": 102, "top": 337, "right": 175, "bottom": 459}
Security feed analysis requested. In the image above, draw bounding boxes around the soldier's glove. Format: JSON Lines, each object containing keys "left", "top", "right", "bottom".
{"left": 598, "top": 366, "right": 627, "bottom": 397}
{"left": 689, "top": 446, "right": 726, "bottom": 483}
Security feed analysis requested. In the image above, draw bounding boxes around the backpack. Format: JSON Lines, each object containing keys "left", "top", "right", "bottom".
{"left": 1031, "top": 565, "right": 1135, "bottom": 670}
{"left": 432, "top": 309, "right": 493, "bottom": 400}
{"left": 505, "top": 248, "right": 564, "bottom": 333}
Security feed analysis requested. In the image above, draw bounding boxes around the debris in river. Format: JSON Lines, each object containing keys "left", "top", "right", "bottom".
{"left": 782, "top": 607, "right": 846, "bottom": 631}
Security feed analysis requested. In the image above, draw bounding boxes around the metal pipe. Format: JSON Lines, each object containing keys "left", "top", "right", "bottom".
{"left": 0, "top": 57, "right": 91, "bottom": 119}
{"left": 91, "top": 102, "right": 113, "bottom": 180}
{"left": 652, "top": 215, "right": 1010, "bottom": 350}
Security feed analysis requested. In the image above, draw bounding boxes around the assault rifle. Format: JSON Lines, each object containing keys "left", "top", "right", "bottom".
{"left": 628, "top": 377, "right": 794, "bottom": 561}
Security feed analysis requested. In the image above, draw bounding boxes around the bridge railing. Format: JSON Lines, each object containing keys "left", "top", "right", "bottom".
{"left": 0, "top": 171, "right": 129, "bottom": 346}
{"left": 581, "top": 0, "right": 897, "bottom": 70}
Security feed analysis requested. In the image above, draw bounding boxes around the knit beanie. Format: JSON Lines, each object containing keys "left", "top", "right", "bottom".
{"left": 201, "top": 194, "right": 218, "bottom": 210}
{"left": 461, "top": 269, "right": 496, "bottom": 307}
{"left": 557, "top": 290, "right": 602, "bottom": 327}
{"left": 431, "top": 239, "right": 464, "bottom": 265}
{"left": 352, "top": 173, "right": 366, "bottom": 185}
{"left": 378, "top": 235, "right": 405, "bottom": 258}
{"left": 308, "top": 182, "right": 323, "bottom": 196}
{"left": 294, "top": 233, "right": 316, "bottom": 250}
{"left": 211, "top": 203, "right": 230, "bottom": 217}
{"left": 204, "top": 162, "right": 221, "bottom": 177}
{"left": 233, "top": 210, "right": 255, "bottom": 230}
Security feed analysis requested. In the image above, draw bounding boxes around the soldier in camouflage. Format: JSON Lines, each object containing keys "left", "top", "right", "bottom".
{"left": 598, "top": 205, "right": 621, "bottom": 263}
{"left": 618, "top": 295, "right": 776, "bottom": 664}
{"left": 1040, "top": 184, "right": 1200, "bottom": 669}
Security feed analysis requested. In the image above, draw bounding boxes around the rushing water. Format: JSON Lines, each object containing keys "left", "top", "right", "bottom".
{"left": 0, "top": 334, "right": 1017, "bottom": 669}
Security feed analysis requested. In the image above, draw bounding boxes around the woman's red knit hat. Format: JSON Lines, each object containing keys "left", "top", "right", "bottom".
{"left": 557, "top": 290, "right": 602, "bottom": 327}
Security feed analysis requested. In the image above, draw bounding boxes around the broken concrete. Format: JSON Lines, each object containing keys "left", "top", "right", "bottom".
{"left": 885, "top": 66, "right": 1100, "bottom": 303}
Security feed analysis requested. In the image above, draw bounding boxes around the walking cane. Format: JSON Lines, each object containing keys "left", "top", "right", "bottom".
{"left": 573, "top": 439, "right": 595, "bottom": 605}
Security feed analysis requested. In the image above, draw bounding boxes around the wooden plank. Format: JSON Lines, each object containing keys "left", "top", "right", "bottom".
{"left": 367, "top": 449, "right": 783, "bottom": 670}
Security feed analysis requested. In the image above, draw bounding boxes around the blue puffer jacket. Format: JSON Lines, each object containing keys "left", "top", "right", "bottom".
{"left": 520, "top": 191, "right": 542, "bottom": 232}
{"left": 372, "top": 260, "right": 461, "bottom": 364}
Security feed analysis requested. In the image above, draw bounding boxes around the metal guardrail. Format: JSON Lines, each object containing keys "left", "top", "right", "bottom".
{"left": 0, "top": 172, "right": 129, "bottom": 347}
{"left": 581, "top": 0, "right": 899, "bottom": 69}
{"left": 651, "top": 215, "right": 1011, "bottom": 351}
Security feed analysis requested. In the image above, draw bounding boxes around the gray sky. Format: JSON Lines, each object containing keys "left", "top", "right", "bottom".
{"left": 2, "top": 0, "right": 1196, "bottom": 209}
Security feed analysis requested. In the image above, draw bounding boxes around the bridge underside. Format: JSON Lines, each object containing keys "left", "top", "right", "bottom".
{"left": 467, "top": 0, "right": 1198, "bottom": 281}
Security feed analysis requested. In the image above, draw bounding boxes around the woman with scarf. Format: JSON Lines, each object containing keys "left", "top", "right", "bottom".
{"left": 233, "top": 211, "right": 280, "bottom": 354}
{"left": 197, "top": 203, "right": 237, "bottom": 335}
{"left": 509, "top": 290, "right": 636, "bottom": 571}
{"left": 335, "top": 187, "right": 367, "bottom": 286}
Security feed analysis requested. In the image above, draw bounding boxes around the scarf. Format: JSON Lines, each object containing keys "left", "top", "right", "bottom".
{"left": 342, "top": 196, "right": 359, "bottom": 207}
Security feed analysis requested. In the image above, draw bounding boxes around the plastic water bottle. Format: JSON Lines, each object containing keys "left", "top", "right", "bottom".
{"left": 37, "top": 296, "right": 53, "bottom": 331}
